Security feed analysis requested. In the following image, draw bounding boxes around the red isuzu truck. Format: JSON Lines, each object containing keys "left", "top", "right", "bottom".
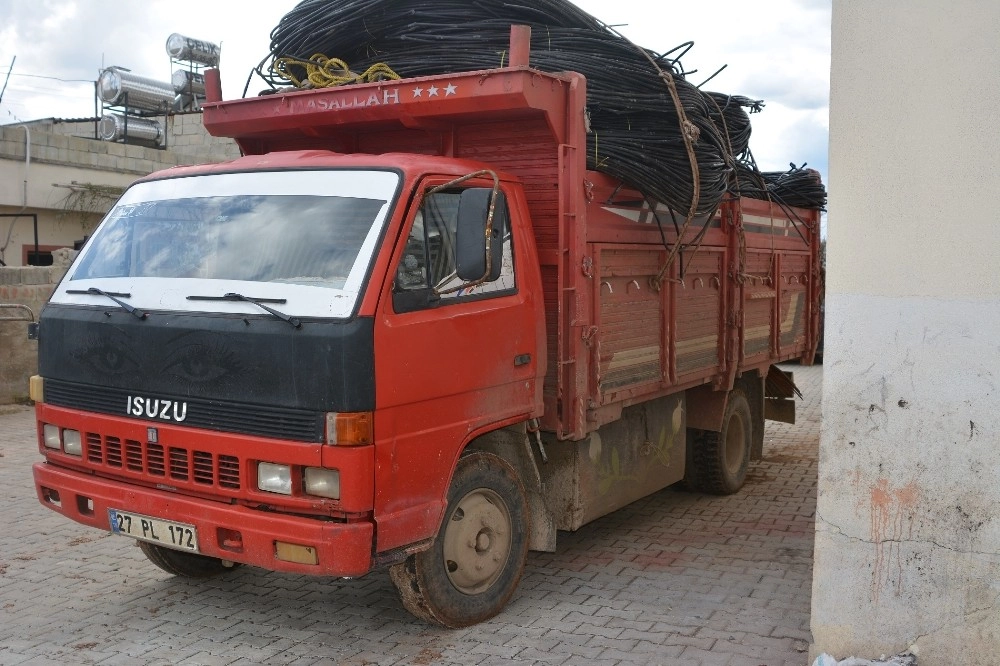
{"left": 29, "top": 32, "right": 820, "bottom": 627}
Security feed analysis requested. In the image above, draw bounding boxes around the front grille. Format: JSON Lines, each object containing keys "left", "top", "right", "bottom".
{"left": 84, "top": 432, "right": 242, "bottom": 492}
{"left": 218, "top": 456, "right": 241, "bottom": 489}
{"left": 148, "top": 444, "right": 166, "bottom": 476}
{"left": 126, "top": 440, "right": 143, "bottom": 471}
{"left": 170, "top": 448, "right": 189, "bottom": 481}
{"left": 45, "top": 379, "right": 324, "bottom": 442}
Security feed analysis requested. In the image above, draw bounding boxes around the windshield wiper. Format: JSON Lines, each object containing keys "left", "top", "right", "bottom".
{"left": 187, "top": 292, "right": 301, "bottom": 328}
{"left": 67, "top": 287, "right": 147, "bottom": 320}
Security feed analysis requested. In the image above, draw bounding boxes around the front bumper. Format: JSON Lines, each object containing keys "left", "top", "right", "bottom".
{"left": 33, "top": 461, "right": 375, "bottom": 577}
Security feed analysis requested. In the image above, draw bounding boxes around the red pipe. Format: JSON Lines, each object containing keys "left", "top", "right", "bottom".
{"left": 204, "top": 68, "right": 223, "bottom": 103}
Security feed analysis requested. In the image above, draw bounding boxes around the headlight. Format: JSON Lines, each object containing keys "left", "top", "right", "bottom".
{"left": 63, "top": 429, "right": 83, "bottom": 456}
{"left": 304, "top": 467, "right": 340, "bottom": 499}
{"left": 257, "top": 462, "right": 292, "bottom": 495}
{"left": 43, "top": 424, "right": 61, "bottom": 449}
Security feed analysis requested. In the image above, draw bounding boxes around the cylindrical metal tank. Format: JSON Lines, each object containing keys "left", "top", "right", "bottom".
{"left": 165, "top": 33, "right": 220, "bottom": 67}
{"left": 97, "top": 68, "right": 175, "bottom": 111}
{"left": 172, "top": 69, "right": 206, "bottom": 96}
{"left": 99, "top": 113, "right": 163, "bottom": 145}
{"left": 172, "top": 93, "right": 196, "bottom": 112}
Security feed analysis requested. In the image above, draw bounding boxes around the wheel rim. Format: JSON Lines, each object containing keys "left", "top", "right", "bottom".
{"left": 441, "top": 488, "right": 512, "bottom": 595}
{"left": 724, "top": 412, "right": 747, "bottom": 476}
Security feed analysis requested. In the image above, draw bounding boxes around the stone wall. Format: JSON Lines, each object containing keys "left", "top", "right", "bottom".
{"left": 0, "top": 249, "right": 73, "bottom": 404}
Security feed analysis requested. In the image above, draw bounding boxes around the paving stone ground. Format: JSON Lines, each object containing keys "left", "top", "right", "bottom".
{"left": 0, "top": 363, "right": 821, "bottom": 666}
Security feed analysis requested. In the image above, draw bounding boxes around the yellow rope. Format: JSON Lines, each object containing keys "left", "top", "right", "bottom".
{"left": 271, "top": 54, "right": 401, "bottom": 88}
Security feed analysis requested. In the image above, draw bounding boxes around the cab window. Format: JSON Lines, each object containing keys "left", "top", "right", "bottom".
{"left": 393, "top": 189, "right": 514, "bottom": 311}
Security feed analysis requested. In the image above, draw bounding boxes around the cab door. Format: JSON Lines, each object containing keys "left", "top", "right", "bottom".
{"left": 373, "top": 178, "right": 542, "bottom": 552}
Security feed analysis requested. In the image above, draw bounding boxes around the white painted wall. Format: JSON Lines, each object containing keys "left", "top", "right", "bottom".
{"left": 0, "top": 115, "right": 240, "bottom": 266}
{"left": 0, "top": 161, "right": 126, "bottom": 266}
{"left": 813, "top": 2, "right": 1000, "bottom": 662}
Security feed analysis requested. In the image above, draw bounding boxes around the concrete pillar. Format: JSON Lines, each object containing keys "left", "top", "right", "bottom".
{"left": 812, "top": 2, "right": 1000, "bottom": 662}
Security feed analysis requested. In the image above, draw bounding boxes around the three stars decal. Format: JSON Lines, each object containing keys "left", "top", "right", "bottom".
{"left": 411, "top": 83, "right": 458, "bottom": 98}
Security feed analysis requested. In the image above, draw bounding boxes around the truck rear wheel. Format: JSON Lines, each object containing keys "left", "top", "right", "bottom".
{"left": 138, "top": 541, "right": 240, "bottom": 578}
{"left": 389, "top": 451, "right": 529, "bottom": 627}
{"left": 686, "top": 390, "right": 752, "bottom": 495}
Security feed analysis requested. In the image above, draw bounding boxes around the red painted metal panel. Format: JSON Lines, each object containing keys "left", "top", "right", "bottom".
{"left": 743, "top": 250, "right": 776, "bottom": 360}
{"left": 675, "top": 250, "right": 725, "bottom": 377}
{"left": 370, "top": 175, "right": 545, "bottom": 552}
{"left": 33, "top": 461, "right": 374, "bottom": 577}
{"left": 594, "top": 246, "right": 664, "bottom": 401}
{"left": 35, "top": 403, "right": 374, "bottom": 516}
{"left": 202, "top": 68, "right": 573, "bottom": 155}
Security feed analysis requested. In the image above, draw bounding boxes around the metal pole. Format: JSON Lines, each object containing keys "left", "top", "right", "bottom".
{"left": 0, "top": 55, "right": 15, "bottom": 106}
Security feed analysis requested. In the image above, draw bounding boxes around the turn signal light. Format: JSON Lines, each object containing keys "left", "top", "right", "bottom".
{"left": 29, "top": 375, "right": 44, "bottom": 403}
{"left": 325, "top": 412, "right": 372, "bottom": 446}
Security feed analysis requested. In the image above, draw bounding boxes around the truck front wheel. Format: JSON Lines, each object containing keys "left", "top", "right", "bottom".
{"left": 389, "top": 451, "right": 529, "bottom": 627}
{"left": 138, "top": 541, "right": 240, "bottom": 578}
{"left": 686, "top": 390, "right": 752, "bottom": 495}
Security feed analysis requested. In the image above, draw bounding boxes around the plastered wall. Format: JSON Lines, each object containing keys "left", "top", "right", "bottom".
{"left": 813, "top": 2, "right": 1000, "bottom": 662}
{"left": 0, "top": 115, "right": 241, "bottom": 266}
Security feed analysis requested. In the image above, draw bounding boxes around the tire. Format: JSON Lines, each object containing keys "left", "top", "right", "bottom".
{"left": 686, "top": 390, "right": 752, "bottom": 495}
{"left": 138, "top": 541, "right": 240, "bottom": 578}
{"left": 389, "top": 451, "right": 529, "bottom": 628}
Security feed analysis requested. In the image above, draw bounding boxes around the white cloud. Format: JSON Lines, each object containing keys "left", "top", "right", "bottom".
{"left": 748, "top": 104, "right": 829, "bottom": 174}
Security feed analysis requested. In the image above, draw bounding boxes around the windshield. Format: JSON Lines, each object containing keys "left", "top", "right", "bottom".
{"left": 74, "top": 194, "right": 384, "bottom": 288}
{"left": 56, "top": 169, "right": 400, "bottom": 318}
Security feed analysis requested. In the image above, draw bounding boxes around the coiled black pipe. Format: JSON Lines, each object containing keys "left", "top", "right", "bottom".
{"left": 736, "top": 163, "right": 827, "bottom": 211}
{"left": 255, "top": 0, "right": 825, "bottom": 212}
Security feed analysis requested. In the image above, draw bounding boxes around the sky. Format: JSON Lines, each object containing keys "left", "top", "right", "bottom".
{"left": 0, "top": 0, "right": 831, "bottom": 185}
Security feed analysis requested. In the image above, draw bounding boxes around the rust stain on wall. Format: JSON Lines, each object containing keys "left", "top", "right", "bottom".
{"left": 869, "top": 478, "right": 919, "bottom": 604}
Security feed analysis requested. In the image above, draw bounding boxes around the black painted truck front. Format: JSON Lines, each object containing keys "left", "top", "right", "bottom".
{"left": 31, "top": 163, "right": 401, "bottom": 575}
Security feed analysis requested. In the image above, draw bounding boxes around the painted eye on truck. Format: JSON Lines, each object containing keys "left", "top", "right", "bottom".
{"left": 161, "top": 342, "right": 240, "bottom": 384}
{"left": 73, "top": 337, "right": 141, "bottom": 377}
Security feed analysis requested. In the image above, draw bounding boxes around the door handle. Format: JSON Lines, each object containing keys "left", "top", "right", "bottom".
{"left": 514, "top": 354, "right": 531, "bottom": 367}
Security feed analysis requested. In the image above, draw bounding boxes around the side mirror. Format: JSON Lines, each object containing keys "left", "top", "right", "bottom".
{"left": 455, "top": 188, "right": 506, "bottom": 282}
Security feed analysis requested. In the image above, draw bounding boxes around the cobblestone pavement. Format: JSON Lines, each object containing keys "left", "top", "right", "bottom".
{"left": 0, "top": 363, "right": 821, "bottom": 666}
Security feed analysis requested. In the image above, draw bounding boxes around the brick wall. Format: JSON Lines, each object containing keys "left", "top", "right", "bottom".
{"left": 0, "top": 250, "right": 73, "bottom": 404}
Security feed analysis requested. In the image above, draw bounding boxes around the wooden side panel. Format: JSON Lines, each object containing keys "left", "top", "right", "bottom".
{"left": 455, "top": 119, "right": 560, "bottom": 250}
{"left": 675, "top": 250, "right": 725, "bottom": 376}
{"left": 779, "top": 252, "right": 810, "bottom": 352}
{"left": 453, "top": 119, "right": 566, "bottom": 426}
{"left": 595, "top": 247, "right": 664, "bottom": 399}
{"left": 743, "top": 251, "right": 774, "bottom": 359}
{"left": 357, "top": 129, "right": 443, "bottom": 156}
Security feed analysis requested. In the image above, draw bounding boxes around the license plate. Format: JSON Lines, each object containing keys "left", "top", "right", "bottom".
{"left": 108, "top": 509, "right": 199, "bottom": 552}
